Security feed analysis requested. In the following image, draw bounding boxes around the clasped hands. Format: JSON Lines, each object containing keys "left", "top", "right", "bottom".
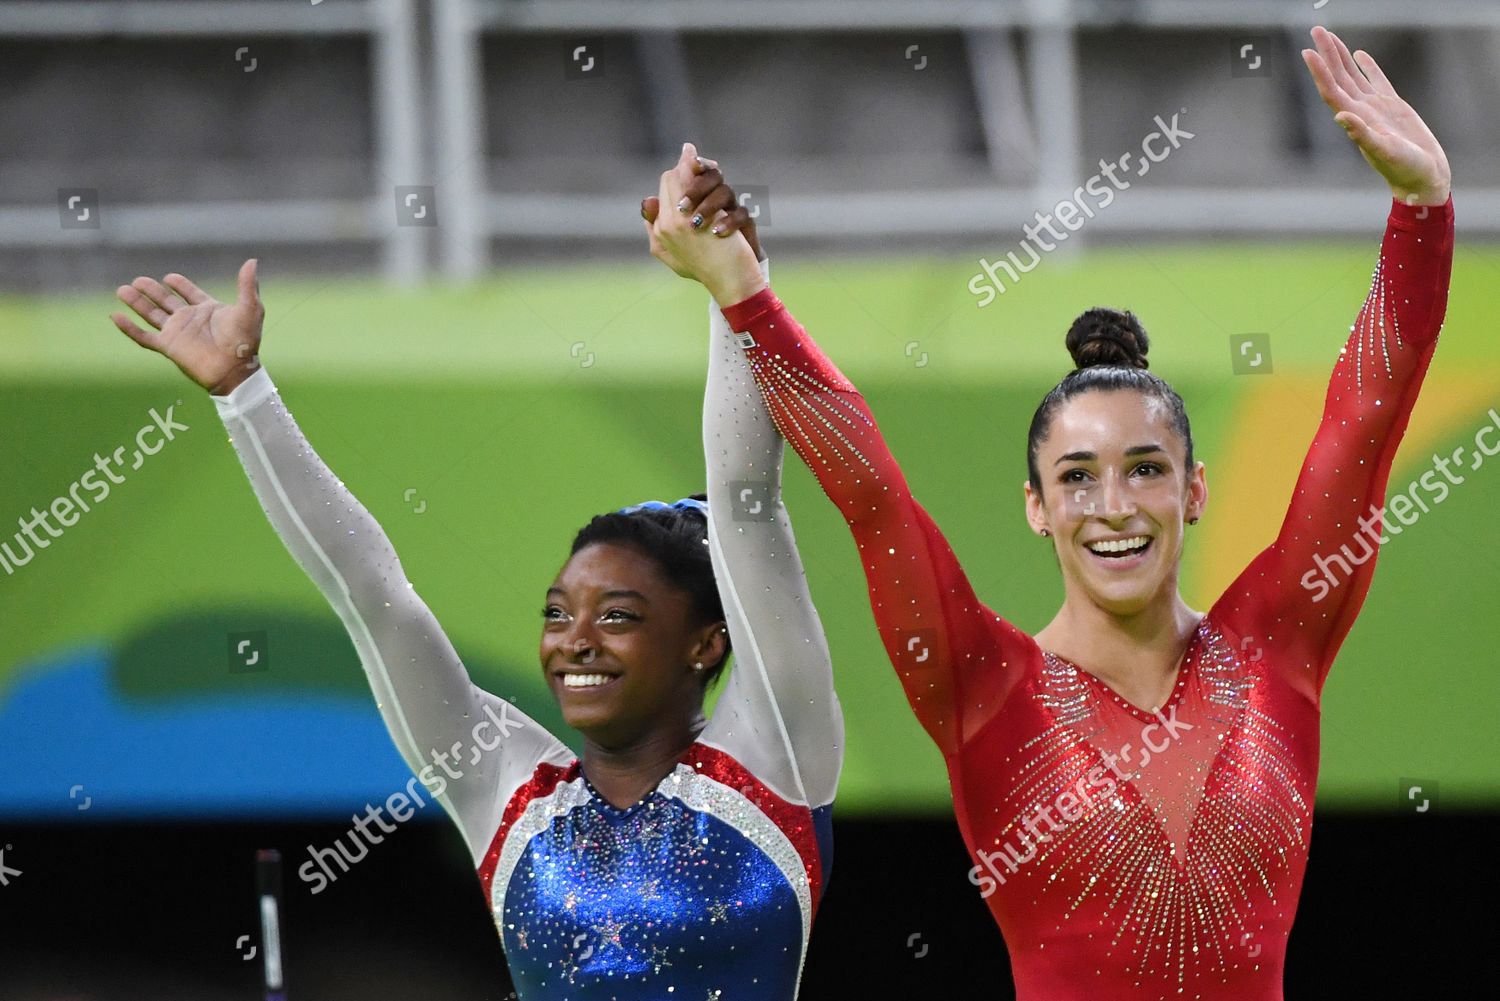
{"left": 642, "top": 142, "right": 768, "bottom": 308}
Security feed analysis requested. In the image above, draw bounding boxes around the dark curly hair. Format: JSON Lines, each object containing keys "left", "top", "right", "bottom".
{"left": 568, "top": 493, "right": 731, "bottom": 686}
{"left": 1026, "top": 307, "right": 1194, "bottom": 494}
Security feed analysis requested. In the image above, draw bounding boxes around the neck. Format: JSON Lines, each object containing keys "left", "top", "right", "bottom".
{"left": 1041, "top": 579, "right": 1203, "bottom": 701}
{"left": 580, "top": 713, "right": 706, "bottom": 809}
{"left": 1061, "top": 592, "right": 1198, "bottom": 650}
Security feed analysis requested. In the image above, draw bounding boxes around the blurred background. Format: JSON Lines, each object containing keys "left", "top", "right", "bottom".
{"left": 1, "top": 0, "right": 1497, "bottom": 998}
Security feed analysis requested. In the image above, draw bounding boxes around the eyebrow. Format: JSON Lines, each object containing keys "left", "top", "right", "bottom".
{"left": 545, "top": 587, "right": 651, "bottom": 603}
{"left": 1054, "top": 444, "right": 1167, "bottom": 465}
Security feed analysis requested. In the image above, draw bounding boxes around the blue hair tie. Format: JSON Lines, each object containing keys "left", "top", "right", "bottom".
{"left": 617, "top": 497, "right": 708, "bottom": 516}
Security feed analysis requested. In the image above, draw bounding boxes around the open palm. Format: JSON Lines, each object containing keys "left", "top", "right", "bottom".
{"left": 1302, "top": 26, "right": 1451, "bottom": 205}
{"left": 110, "top": 258, "right": 265, "bottom": 394}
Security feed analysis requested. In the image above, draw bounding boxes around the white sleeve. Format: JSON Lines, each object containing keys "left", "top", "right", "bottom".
{"left": 213, "top": 369, "right": 572, "bottom": 861}
{"left": 699, "top": 259, "right": 845, "bottom": 809}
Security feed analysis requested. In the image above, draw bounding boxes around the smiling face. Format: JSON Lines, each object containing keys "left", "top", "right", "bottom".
{"left": 1025, "top": 389, "right": 1207, "bottom": 616}
{"left": 539, "top": 541, "right": 726, "bottom": 748}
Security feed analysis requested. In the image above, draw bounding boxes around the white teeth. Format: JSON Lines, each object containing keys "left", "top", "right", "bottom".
{"left": 1087, "top": 536, "right": 1151, "bottom": 554}
{"left": 562, "top": 673, "right": 614, "bottom": 689}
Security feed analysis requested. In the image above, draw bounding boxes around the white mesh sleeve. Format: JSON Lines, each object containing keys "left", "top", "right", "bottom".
{"left": 699, "top": 260, "right": 845, "bottom": 809}
{"left": 213, "top": 369, "right": 573, "bottom": 861}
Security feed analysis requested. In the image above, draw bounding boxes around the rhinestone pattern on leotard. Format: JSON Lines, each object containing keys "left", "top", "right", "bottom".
{"left": 1017, "top": 617, "right": 1310, "bottom": 990}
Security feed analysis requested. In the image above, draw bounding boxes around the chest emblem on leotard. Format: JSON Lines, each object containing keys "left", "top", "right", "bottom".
{"left": 486, "top": 756, "right": 820, "bottom": 999}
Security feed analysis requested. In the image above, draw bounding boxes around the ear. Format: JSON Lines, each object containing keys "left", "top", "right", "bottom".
{"left": 689, "top": 620, "right": 730, "bottom": 673}
{"left": 1024, "top": 480, "right": 1051, "bottom": 537}
{"left": 1185, "top": 460, "right": 1209, "bottom": 523}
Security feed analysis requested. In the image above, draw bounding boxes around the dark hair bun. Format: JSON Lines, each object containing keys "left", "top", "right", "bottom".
{"left": 1065, "top": 307, "right": 1149, "bottom": 370}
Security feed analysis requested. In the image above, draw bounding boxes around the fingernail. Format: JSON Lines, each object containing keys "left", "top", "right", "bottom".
{"left": 681, "top": 142, "right": 690, "bottom": 156}
{"left": 677, "top": 197, "right": 691, "bottom": 213}
{"left": 691, "top": 213, "right": 704, "bottom": 228}
{"left": 711, "top": 224, "right": 724, "bottom": 235}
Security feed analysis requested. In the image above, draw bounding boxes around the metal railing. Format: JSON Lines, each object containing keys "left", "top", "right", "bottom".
{"left": 3, "top": 1, "right": 1495, "bottom": 283}
{"left": 432, "top": 0, "right": 1500, "bottom": 278}
{"left": 0, "top": 0, "right": 426, "bottom": 284}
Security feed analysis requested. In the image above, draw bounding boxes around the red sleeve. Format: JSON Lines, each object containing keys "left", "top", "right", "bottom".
{"left": 1216, "top": 196, "right": 1454, "bottom": 696}
{"left": 720, "top": 292, "right": 1036, "bottom": 755}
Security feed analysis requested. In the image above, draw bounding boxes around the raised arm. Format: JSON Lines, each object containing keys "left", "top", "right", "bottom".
{"left": 716, "top": 289, "right": 1035, "bottom": 753}
{"left": 642, "top": 154, "right": 843, "bottom": 808}
{"left": 110, "top": 265, "right": 571, "bottom": 861}
{"left": 643, "top": 148, "right": 1034, "bottom": 756}
{"left": 211, "top": 369, "right": 572, "bottom": 854}
{"left": 699, "top": 255, "right": 845, "bottom": 811}
{"left": 1218, "top": 28, "right": 1454, "bottom": 693}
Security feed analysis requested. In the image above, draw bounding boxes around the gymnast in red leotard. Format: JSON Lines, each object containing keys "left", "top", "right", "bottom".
{"left": 644, "top": 27, "right": 1454, "bottom": 1001}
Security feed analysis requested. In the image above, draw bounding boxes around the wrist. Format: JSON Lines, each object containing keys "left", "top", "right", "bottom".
{"left": 209, "top": 357, "right": 263, "bottom": 397}
{"left": 705, "top": 257, "right": 768, "bottom": 309}
{"left": 1396, "top": 182, "right": 1451, "bottom": 208}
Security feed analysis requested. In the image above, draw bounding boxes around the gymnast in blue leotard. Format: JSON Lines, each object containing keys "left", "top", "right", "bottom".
{"left": 108, "top": 145, "right": 838, "bottom": 1000}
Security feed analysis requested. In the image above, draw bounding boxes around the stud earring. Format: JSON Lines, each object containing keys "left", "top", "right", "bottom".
{"left": 1040, "top": 529, "right": 1051, "bottom": 538}
{"left": 692, "top": 661, "right": 705, "bottom": 672}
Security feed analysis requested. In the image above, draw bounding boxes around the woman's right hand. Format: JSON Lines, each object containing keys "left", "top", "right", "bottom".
{"left": 643, "top": 144, "right": 765, "bottom": 308}
{"left": 641, "top": 144, "right": 764, "bottom": 263}
{"left": 110, "top": 258, "right": 265, "bottom": 396}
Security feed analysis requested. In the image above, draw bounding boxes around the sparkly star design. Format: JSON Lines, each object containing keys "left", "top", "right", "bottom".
{"left": 563, "top": 890, "right": 579, "bottom": 912}
{"left": 647, "top": 944, "right": 672, "bottom": 974}
{"left": 707, "top": 900, "right": 730, "bottom": 924}
{"left": 707, "top": 990, "right": 722, "bottom": 1000}
{"left": 514, "top": 928, "right": 528, "bottom": 950}
{"left": 596, "top": 913, "right": 627, "bottom": 949}
{"left": 637, "top": 814, "right": 668, "bottom": 848}
{"left": 639, "top": 878, "right": 662, "bottom": 901}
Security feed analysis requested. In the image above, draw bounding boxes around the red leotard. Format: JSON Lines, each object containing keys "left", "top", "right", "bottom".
{"left": 720, "top": 198, "right": 1453, "bottom": 1000}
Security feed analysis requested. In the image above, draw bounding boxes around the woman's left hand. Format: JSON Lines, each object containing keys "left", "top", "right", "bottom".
{"left": 643, "top": 143, "right": 766, "bottom": 307}
{"left": 1302, "top": 26, "right": 1451, "bottom": 206}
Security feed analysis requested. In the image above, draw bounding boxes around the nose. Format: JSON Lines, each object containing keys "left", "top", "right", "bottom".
{"left": 544, "top": 616, "right": 600, "bottom": 667}
{"left": 560, "top": 620, "right": 600, "bottom": 665}
{"left": 1098, "top": 470, "right": 1137, "bottom": 522}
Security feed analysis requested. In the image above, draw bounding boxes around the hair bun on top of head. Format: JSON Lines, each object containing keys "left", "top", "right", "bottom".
{"left": 1065, "top": 307, "right": 1150, "bottom": 370}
